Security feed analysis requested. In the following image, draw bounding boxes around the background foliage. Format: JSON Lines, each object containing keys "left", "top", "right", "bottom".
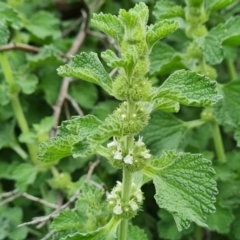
{"left": 0, "top": 0, "right": 240, "bottom": 239}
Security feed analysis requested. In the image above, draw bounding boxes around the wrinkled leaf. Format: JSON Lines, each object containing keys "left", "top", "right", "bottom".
{"left": 91, "top": 13, "right": 124, "bottom": 42}
{"left": 38, "top": 115, "right": 102, "bottom": 162}
{"left": 0, "top": 21, "right": 9, "bottom": 46}
{"left": 155, "top": 70, "right": 222, "bottom": 107}
{"left": 57, "top": 52, "right": 112, "bottom": 94}
{"left": 146, "top": 20, "right": 179, "bottom": 48}
{"left": 142, "top": 151, "right": 217, "bottom": 231}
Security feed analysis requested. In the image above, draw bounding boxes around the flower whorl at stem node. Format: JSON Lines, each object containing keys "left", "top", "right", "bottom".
{"left": 107, "top": 136, "right": 151, "bottom": 171}
{"left": 107, "top": 181, "right": 144, "bottom": 219}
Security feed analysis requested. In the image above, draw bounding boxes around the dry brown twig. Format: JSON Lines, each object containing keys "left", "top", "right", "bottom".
{"left": 52, "top": 10, "right": 88, "bottom": 136}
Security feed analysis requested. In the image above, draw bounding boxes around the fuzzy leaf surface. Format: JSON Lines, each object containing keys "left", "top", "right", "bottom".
{"left": 155, "top": 70, "right": 222, "bottom": 107}
{"left": 195, "top": 35, "right": 224, "bottom": 65}
{"left": 153, "top": 0, "right": 185, "bottom": 20}
{"left": 38, "top": 115, "right": 102, "bottom": 162}
{"left": 141, "top": 111, "right": 187, "bottom": 156}
{"left": 128, "top": 224, "right": 148, "bottom": 240}
{"left": 91, "top": 13, "right": 124, "bottom": 42}
{"left": 142, "top": 151, "right": 217, "bottom": 231}
{"left": 146, "top": 20, "right": 179, "bottom": 48}
{"left": 213, "top": 81, "right": 240, "bottom": 128}
{"left": 57, "top": 52, "right": 112, "bottom": 93}
{"left": 51, "top": 210, "right": 82, "bottom": 231}
{"left": 61, "top": 218, "right": 119, "bottom": 240}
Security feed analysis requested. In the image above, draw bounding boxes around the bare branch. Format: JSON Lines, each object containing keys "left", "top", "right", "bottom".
{"left": 52, "top": 10, "right": 88, "bottom": 135}
{"left": 0, "top": 43, "right": 39, "bottom": 53}
{"left": 0, "top": 193, "right": 21, "bottom": 207}
{"left": 86, "top": 158, "right": 100, "bottom": 182}
{"left": 66, "top": 94, "right": 84, "bottom": 116}
{"left": 0, "top": 189, "right": 18, "bottom": 198}
{"left": 41, "top": 230, "right": 56, "bottom": 240}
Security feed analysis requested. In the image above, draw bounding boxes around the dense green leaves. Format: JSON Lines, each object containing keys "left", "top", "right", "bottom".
{"left": 128, "top": 224, "right": 148, "bottom": 240}
{"left": 38, "top": 115, "right": 102, "bottom": 162}
{"left": 142, "top": 151, "right": 217, "bottom": 231}
{"left": 25, "top": 11, "right": 60, "bottom": 40}
{"left": 57, "top": 52, "right": 112, "bottom": 94}
{"left": 155, "top": 70, "right": 222, "bottom": 107}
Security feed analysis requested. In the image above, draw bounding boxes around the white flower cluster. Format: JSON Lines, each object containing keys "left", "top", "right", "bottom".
{"left": 107, "top": 181, "right": 144, "bottom": 216}
{"left": 107, "top": 136, "right": 151, "bottom": 165}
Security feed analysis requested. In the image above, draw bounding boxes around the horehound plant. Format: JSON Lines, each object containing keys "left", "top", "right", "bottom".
{"left": 38, "top": 3, "right": 221, "bottom": 240}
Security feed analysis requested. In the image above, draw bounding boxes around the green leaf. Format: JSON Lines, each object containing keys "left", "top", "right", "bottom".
{"left": 141, "top": 111, "right": 187, "bottom": 156}
{"left": 213, "top": 81, "right": 240, "bottom": 128}
{"left": 38, "top": 115, "right": 102, "bottom": 162}
{"left": 69, "top": 81, "right": 98, "bottom": 109}
{"left": 146, "top": 20, "right": 179, "bottom": 48}
{"left": 0, "top": 206, "right": 28, "bottom": 240}
{"left": 128, "top": 224, "right": 148, "bottom": 240}
{"left": 206, "top": 202, "right": 234, "bottom": 234}
{"left": 153, "top": 0, "right": 185, "bottom": 20}
{"left": 0, "top": 2, "right": 22, "bottom": 29}
{"left": 51, "top": 210, "right": 82, "bottom": 231}
{"left": 75, "top": 183, "right": 110, "bottom": 232}
{"left": 231, "top": 206, "right": 240, "bottom": 240}
{"left": 61, "top": 218, "right": 120, "bottom": 240}
{"left": 0, "top": 21, "right": 9, "bottom": 46}
{"left": 16, "top": 74, "right": 38, "bottom": 94}
{"left": 209, "top": 16, "right": 240, "bottom": 45}
{"left": 91, "top": 13, "right": 124, "bottom": 42}
{"left": 25, "top": 11, "right": 60, "bottom": 40}
{"left": 57, "top": 52, "right": 112, "bottom": 94}
{"left": 195, "top": 35, "right": 224, "bottom": 65}
{"left": 27, "top": 45, "right": 65, "bottom": 70}
{"left": 205, "top": 0, "right": 237, "bottom": 12}
{"left": 149, "top": 42, "right": 182, "bottom": 76}
{"left": 142, "top": 151, "right": 217, "bottom": 231}
{"left": 155, "top": 70, "right": 222, "bottom": 107}
{"left": 13, "top": 163, "right": 38, "bottom": 191}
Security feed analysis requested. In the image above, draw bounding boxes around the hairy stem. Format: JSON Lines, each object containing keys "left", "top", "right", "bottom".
{"left": 0, "top": 53, "right": 38, "bottom": 165}
{"left": 211, "top": 121, "right": 226, "bottom": 163}
{"left": 226, "top": 59, "right": 237, "bottom": 81}
{"left": 118, "top": 99, "right": 135, "bottom": 240}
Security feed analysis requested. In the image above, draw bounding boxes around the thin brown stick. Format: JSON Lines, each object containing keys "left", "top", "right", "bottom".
{"left": 86, "top": 158, "right": 100, "bottom": 181}
{"left": 63, "top": 101, "right": 71, "bottom": 120}
{"left": 0, "top": 43, "right": 39, "bottom": 53}
{"left": 52, "top": 10, "right": 88, "bottom": 135}
{"left": 0, "top": 193, "right": 21, "bottom": 206}
{"left": 66, "top": 94, "right": 84, "bottom": 116}
{"left": 0, "top": 189, "right": 18, "bottom": 198}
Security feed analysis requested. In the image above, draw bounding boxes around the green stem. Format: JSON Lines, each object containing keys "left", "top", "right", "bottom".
{"left": 184, "top": 119, "right": 205, "bottom": 130}
{"left": 118, "top": 99, "right": 135, "bottom": 240}
{"left": 211, "top": 121, "right": 226, "bottom": 163}
{"left": 12, "top": 144, "right": 28, "bottom": 160}
{"left": 0, "top": 53, "right": 38, "bottom": 165}
{"left": 226, "top": 59, "right": 237, "bottom": 81}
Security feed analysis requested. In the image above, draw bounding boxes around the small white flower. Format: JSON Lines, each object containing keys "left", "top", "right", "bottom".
{"left": 135, "top": 191, "right": 143, "bottom": 203}
{"left": 132, "top": 114, "right": 137, "bottom": 118}
{"left": 121, "top": 114, "right": 126, "bottom": 119}
{"left": 129, "top": 200, "right": 138, "bottom": 211}
{"left": 107, "top": 192, "right": 117, "bottom": 200}
{"left": 113, "top": 201, "right": 123, "bottom": 215}
{"left": 107, "top": 137, "right": 118, "bottom": 148}
{"left": 114, "top": 145, "right": 123, "bottom": 160}
{"left": 141, "top": 149, "right": 151, "bottom": 159}
{"left": 124, "top": 149, "right": 134, "bottom": 164}
{"left": 136, "top": 136, "right": 145, "bottom": 147}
